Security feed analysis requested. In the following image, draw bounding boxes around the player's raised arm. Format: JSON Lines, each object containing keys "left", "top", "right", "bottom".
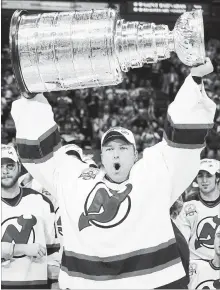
{"left": 144, "top": 58, "right": 216, "bottom": 206}
{"left": 11, "top": 93, "right": 84, "bottom": 196}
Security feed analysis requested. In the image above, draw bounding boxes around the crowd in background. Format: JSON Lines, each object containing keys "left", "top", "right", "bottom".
{"left": 1, "top": 38, "right": 220, "bottom": 162}
{"left": 1, "top": 37, "right": 220, "bottom": 289}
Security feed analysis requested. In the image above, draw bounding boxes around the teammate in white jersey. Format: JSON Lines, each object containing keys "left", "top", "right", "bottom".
{"left": 1, "top": 145, "right": 61, "bottom": 289}
{"left": 11, "top": 59, "right": 216, "bottom": 289}
{"left": 188, "top": 226, "right": 220, "bottom": 289}
{"left": 175, "top": 158, "right": 220, "bottom": 261}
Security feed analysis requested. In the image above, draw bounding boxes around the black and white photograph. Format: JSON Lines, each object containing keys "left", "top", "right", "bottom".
{"left": 1, "top": 0, "right": 220, "bottom": 289}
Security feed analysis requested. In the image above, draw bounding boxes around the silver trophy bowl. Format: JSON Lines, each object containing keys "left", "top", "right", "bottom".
{"left": 10, "top": 8, "right": 205, "bottom": 96}
{"left": 173, "top": 9, "right": 205, "bottom": 66}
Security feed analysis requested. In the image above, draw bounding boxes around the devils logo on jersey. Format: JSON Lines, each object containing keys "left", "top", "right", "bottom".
{"left": 196, "top": 279, "right": 220, "bottom": 289}
{"left": 1, "top": 215, "right": 37, "bottom": 258}
{"left": 78, "top": 183, "right": 132, "bottom": 231}
{"left": 195, "top": 215, "right": 220, "bottom": 250}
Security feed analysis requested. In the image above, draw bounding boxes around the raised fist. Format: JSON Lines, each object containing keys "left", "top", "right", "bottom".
{"left": 191, "top": 57, "right": 213, "bottom": 77}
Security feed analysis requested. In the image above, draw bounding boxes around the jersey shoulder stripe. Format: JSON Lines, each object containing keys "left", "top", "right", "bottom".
{"left": 163, "top": 114, "right": 209, "bottom": 149}
{"left": 16, "top": 124, "right": 61, "bottom": 164}
{"left": 22, "top": 187, "right": 55, "bottom": 213}
{"left": 47, "top": 243, "right": 60, "bottom": 256}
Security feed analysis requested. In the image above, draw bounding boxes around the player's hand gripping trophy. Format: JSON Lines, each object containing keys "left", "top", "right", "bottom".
{"left": 10, "top": 8, "right": 206, "bottom": 97}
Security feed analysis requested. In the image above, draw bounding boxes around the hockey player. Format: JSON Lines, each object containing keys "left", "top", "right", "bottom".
{"left": 11, "top": 59, "right": 216, "bottom": 289}
{"left": 175, "top": 158, "right": 220, "bottom": 261}
{"left": 18, "top": 172, "right": 63, "bottom": 289}
{"left": 188, "top": 226, "right": 220, "bottom": 289}
{"left": 1, "top": 145, "right": 60, "bottom": 289}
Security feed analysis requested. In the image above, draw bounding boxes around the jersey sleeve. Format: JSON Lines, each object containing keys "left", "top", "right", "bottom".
{"left": 11, "top": 93, "right": 85, "bottom": 197}
{"left": 42, "top": 197, "right": 61, "bottom": 280}
{"left": 144, "top": 74, "right": 216, "bottom": 206}
{"left": 174, "top": 202, "right": 198, "bottom": 243}
{"left": 174, "top": 206, "right": 192, "bottom": 243}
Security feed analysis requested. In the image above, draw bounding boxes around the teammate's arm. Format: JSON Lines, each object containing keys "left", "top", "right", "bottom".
{"left": 174, "top": 206, "right": 193, "bottom": 243}
{"left": 1, "top": 242, "right": 46, "bottom": 260}
{"left": 16, "top": 243, "right": 46, "bottom": 259}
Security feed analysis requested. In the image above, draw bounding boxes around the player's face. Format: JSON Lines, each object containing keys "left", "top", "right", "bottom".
{"left": 1, "top": 160, "right": 20, "bottom": 188}
{"left": 101, "top": 139, "right": 137, "bottom": 183}
{"left": 214, "top": 228, "right": 220, "bottom": 256}
{"left": 197, "top": 171, "right": 217, "bottom": 195}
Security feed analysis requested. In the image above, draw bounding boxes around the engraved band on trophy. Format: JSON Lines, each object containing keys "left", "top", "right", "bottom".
{"left": 10, "top": 8, "right": 205, "bottom": 97}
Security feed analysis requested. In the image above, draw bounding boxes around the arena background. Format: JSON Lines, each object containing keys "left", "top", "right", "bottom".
{"left": 1, "top": 0, "right": 220, "bottom": 166}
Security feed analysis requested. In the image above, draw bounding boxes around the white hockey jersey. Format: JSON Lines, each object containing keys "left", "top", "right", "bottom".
{"left": 1, "top": 188, "right": 60, "bottom": 289}
{"left": 188, "top": 260, "right": 220, "bottom": 289}
{"left": 11, "top": 74, "right": 216, "bottom": 289}
{"left": 175, "top": 197, "right": 220, "bottom": 260}
{"left": 19, "top": 173, "right": 64, "bottom": 272}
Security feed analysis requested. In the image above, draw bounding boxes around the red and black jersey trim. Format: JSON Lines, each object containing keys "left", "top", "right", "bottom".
{"left": 22, "top": 188, "right": 55, "bottom": 213}
{"left": 61, "top": 238, "right": 182, "bottom": 280}
{"left": 1, "top": 280, "right": 49, "bottom": 289}
{"left": 16, "top": 125, "right": 61, "bottom": 164}
{"left": 163, "top": 114, "right": 212, "bottom": 149}
{"left": 47, "top": 243, "right": 60, "bottom": 256}
{"left": 48, "top": 278, "right": 58, "bottom": 288}
{"left": 198, "top": 193, "right": 220, "bottom": 208}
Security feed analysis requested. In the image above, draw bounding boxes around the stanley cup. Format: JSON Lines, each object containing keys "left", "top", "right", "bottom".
{"left": 10, "top": 8, "right": 205, "bottom": 96}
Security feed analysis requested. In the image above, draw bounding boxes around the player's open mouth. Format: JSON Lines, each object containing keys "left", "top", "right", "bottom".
{"left": 114, "top": 163, "right": 121, "bottom": 171}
